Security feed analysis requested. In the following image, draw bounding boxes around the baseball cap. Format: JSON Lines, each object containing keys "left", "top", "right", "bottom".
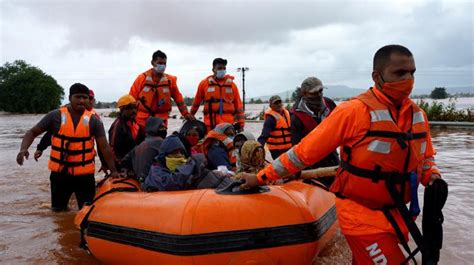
{"left": 269, "top": 95, "right": 282, "bottom": 104}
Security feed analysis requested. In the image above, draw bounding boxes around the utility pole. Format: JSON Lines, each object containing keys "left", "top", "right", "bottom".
{"left": 237, "top": 67, "right": 249, "bottom": 111}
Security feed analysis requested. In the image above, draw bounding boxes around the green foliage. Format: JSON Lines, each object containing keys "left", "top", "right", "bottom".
{"left": 254, "top": 98, "right": 263, "bottom": 104}
{"left": 182, "top": 96, "right": 194, "bottom": 106}
{"left": 417, "top": 98, "right": 473, "bottom": 122}
{"left": 430, "top": 87, "right": 448, "bottom": 99}
{"left": 95, "top": 101, "right": 116, "bottom": 108}
{"left": 0, "top": 60, "right": 64, "bottom": 113}
{"left": 291, "top": 87, "right": 301, "bottom": 102}
{"left": 108, "top": 111, "right": 120, "bottom": 118}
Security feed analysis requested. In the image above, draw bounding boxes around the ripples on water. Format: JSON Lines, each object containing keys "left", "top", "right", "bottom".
{"left": 0, "top": 110, "right": 472, "bottom": 264}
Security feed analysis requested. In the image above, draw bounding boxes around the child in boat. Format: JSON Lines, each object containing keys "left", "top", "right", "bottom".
{"left": 202, "top": 123, "right": 236, "bottom": 171}
{"left": 178, "top": 120, "right": 206, "bottom": 155}
{"left": 233, "top": 131, "right": 255, "bottom": 170}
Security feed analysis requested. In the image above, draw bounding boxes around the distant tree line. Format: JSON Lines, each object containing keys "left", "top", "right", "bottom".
{"left": 0, "top": 60, "right": 64, "bottom": 113}
{"left": 95, "top": 101, "right": 116, "bottom": 108}
{"left": 417, "top": 99, "right": 473, "bottom": 122}
{"left": 412, "top": 87, "right": 474, "bottom": 99}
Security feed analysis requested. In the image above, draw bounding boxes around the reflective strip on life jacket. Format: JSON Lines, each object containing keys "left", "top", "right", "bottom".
{"left": 412, "top": 111, "right": 425, "bottom": 124}
{"left": 370, "top": 110, "right": 393, "bottom": 122}
{"left": 334, "top": 89, "right": 427, "bottom": 209}
{"left": 137, "top": 70, "right": 173, "bottom": 117}
{"left": 271, "top": 158, "right": 289, "bottom": 176}
{"left": 286, "top": 147, "right": 307, "bottom": 169}
{"left": 367, "top": 140, "right": 391, "bottom": 154}
{"left": 265, "top": 109, "right": 292, "bottom": 150}
{"left": 48, "top": 107, "right": 95, "bottom": 175}
{"left": 202, "top": 130, "right": 236, "bottom": 164}
{"left": 202, "top": 76, "right": 236, "bottom": 116}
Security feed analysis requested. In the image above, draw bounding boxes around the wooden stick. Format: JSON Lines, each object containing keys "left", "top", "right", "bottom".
{"left": 300, "top": 166, "right": 339, "bottom": 179}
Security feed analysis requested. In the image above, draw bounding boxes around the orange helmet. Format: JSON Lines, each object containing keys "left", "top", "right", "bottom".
{"left": 117, "top": 95, "right": 137, "bottom": 108}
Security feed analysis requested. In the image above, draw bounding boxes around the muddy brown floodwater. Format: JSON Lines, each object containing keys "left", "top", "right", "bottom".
{"left": 1, "top": 109, "right": 472, "bottom": 264}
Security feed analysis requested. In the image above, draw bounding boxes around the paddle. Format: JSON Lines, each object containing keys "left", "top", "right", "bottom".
{"left": 300, "top": 166, "right": 338, "bottom": 179}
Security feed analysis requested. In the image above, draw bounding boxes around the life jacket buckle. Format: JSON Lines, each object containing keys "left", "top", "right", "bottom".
{"left": 397, "top": 134, "right": 408, "bottom": 149}
{"left": 371, "top": 165, "right": 382, "bottom": 183}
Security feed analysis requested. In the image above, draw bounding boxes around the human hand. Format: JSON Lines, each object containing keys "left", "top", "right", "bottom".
{"left": 109, "top": 171, "right": 120, "bottom": 179}
{"left": 184, "top": 113, "right": 196, "bottom": 121}
{"left": 16, "top": 150, "right": 29, "bottom": 165}
{"left": 99, "top": 165, "right": 110, "bottom": 175}
{"left": 240, "top": 172, "right": 259, "bottom": 189}
{"left": 34, "top": 150, "right": 43, "bottom": 161}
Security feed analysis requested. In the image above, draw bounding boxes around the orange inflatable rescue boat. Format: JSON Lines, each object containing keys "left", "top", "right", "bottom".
{"left": 75, "top": 177, "right": 338, "bottom": 265}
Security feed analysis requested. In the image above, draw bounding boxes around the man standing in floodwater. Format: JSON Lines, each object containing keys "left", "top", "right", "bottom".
{"left": 16, "top": 83, "right": 118, "bottom": 211}
{"left": 241, "top": 45, "right": 444, "bottom": 264}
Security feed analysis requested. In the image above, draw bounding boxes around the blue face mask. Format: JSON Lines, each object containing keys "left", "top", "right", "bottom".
{"left": 216, "top": 70, "right": 226, "bottom": 79}
{"left": 154, "top": 64, "right": 166, "bottom": 74}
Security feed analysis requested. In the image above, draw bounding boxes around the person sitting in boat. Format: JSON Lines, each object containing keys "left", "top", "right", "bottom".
{"left": 238, "top": 140, "right": 266, "bottom": 174}
{"left": 233, "top": 131, "right": 255, "bottom": 170}
{"left": 202, "top": 123, "right": 236, "bottom": 171}
{"left": 108, "top": 95, "right": 146, "bottom": 170}
{"left": 178, "top": 120, "right": 207, "bottom": 155}
{"left": 121, "top": 117, "right": 166, "bottom": 182}
{"left": 142, "top": 135, "right": 232, "bottom": 191}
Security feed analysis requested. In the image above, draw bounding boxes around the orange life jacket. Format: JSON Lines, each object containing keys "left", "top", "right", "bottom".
{"left": 202, "top": 130, "right": 237, "bottom": 165}
{"left": 136, "top": 70, "right": 174, "bottom": 120}
{"left": 48, "top": 107, "right": 96, "bottom": 175}
{"left": 264, "top": 108, "right": 292, "bottom": 150}
{"left": 202, "top": 75, "right": 236, "bottom": 116}
{"left": 333, "top": 89, "right": 427, "bottom": 209}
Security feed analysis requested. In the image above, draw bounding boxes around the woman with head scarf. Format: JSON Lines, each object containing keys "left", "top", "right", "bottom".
{"left": 238, "top": 140, "right": 266, "bottom": 174}
{"left": 178, "top": 120, "right": 206, "bottom": 155}
{"left": 232, "top": 131, "right": 255, "bottom": 170}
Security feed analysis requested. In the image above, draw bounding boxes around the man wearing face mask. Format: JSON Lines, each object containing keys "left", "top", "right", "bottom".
{"left": 190, "top": 58, "right": 245, "bottom": 132}
{"left": 290, "top": 77, "right": 339, "bottom": 170}
{"left": 240, "top": 45, "right": 443, "bottom": 264}
{"left": 129, "top": 50, "right": 194, "bottom": 130}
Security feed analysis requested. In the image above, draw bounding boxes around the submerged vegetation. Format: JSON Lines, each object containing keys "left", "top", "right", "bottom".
{"left": 417, "top": 98, "right": 473, "bottom": 122}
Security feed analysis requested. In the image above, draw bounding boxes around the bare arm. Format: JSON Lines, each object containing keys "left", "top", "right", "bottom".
{"left": 95, "top": 135, "right": 119, "bottom": 177}
{"left": 17, "top": 126, "right": 45, "bottom": 165}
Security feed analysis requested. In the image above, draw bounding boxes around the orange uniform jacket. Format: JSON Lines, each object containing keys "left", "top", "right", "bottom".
{"left": 48, "top": 107, "right": 96, "bottom": 175}
{"left": 190, "top": 75, "right": 245, "bottom": 130}
{"left": 257, "top": 87, "right": 440, "bottom": 237}
{"left": 129, "top": 69, "right": 189, "bottom": 128}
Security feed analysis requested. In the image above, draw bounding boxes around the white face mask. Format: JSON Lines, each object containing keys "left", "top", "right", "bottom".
{"left": 216, "top": 70, "right": 226, "bottom": 79}
{"left": 154, "top": 64, "right": 166, "bottom": 74}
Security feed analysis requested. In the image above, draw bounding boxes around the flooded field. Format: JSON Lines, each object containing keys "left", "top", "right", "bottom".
{"left": 0, "top": 105, "right": 473, "bottom": 264}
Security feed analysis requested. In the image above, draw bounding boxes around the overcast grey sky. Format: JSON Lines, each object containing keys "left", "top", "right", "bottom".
{"left": 1, "top": 0, "right": 472, "bottom": 102}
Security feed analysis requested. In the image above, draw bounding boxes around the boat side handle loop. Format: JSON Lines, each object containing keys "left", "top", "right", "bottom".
{"left": 216, "top": 180, "right": 270, "bottom": 195}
